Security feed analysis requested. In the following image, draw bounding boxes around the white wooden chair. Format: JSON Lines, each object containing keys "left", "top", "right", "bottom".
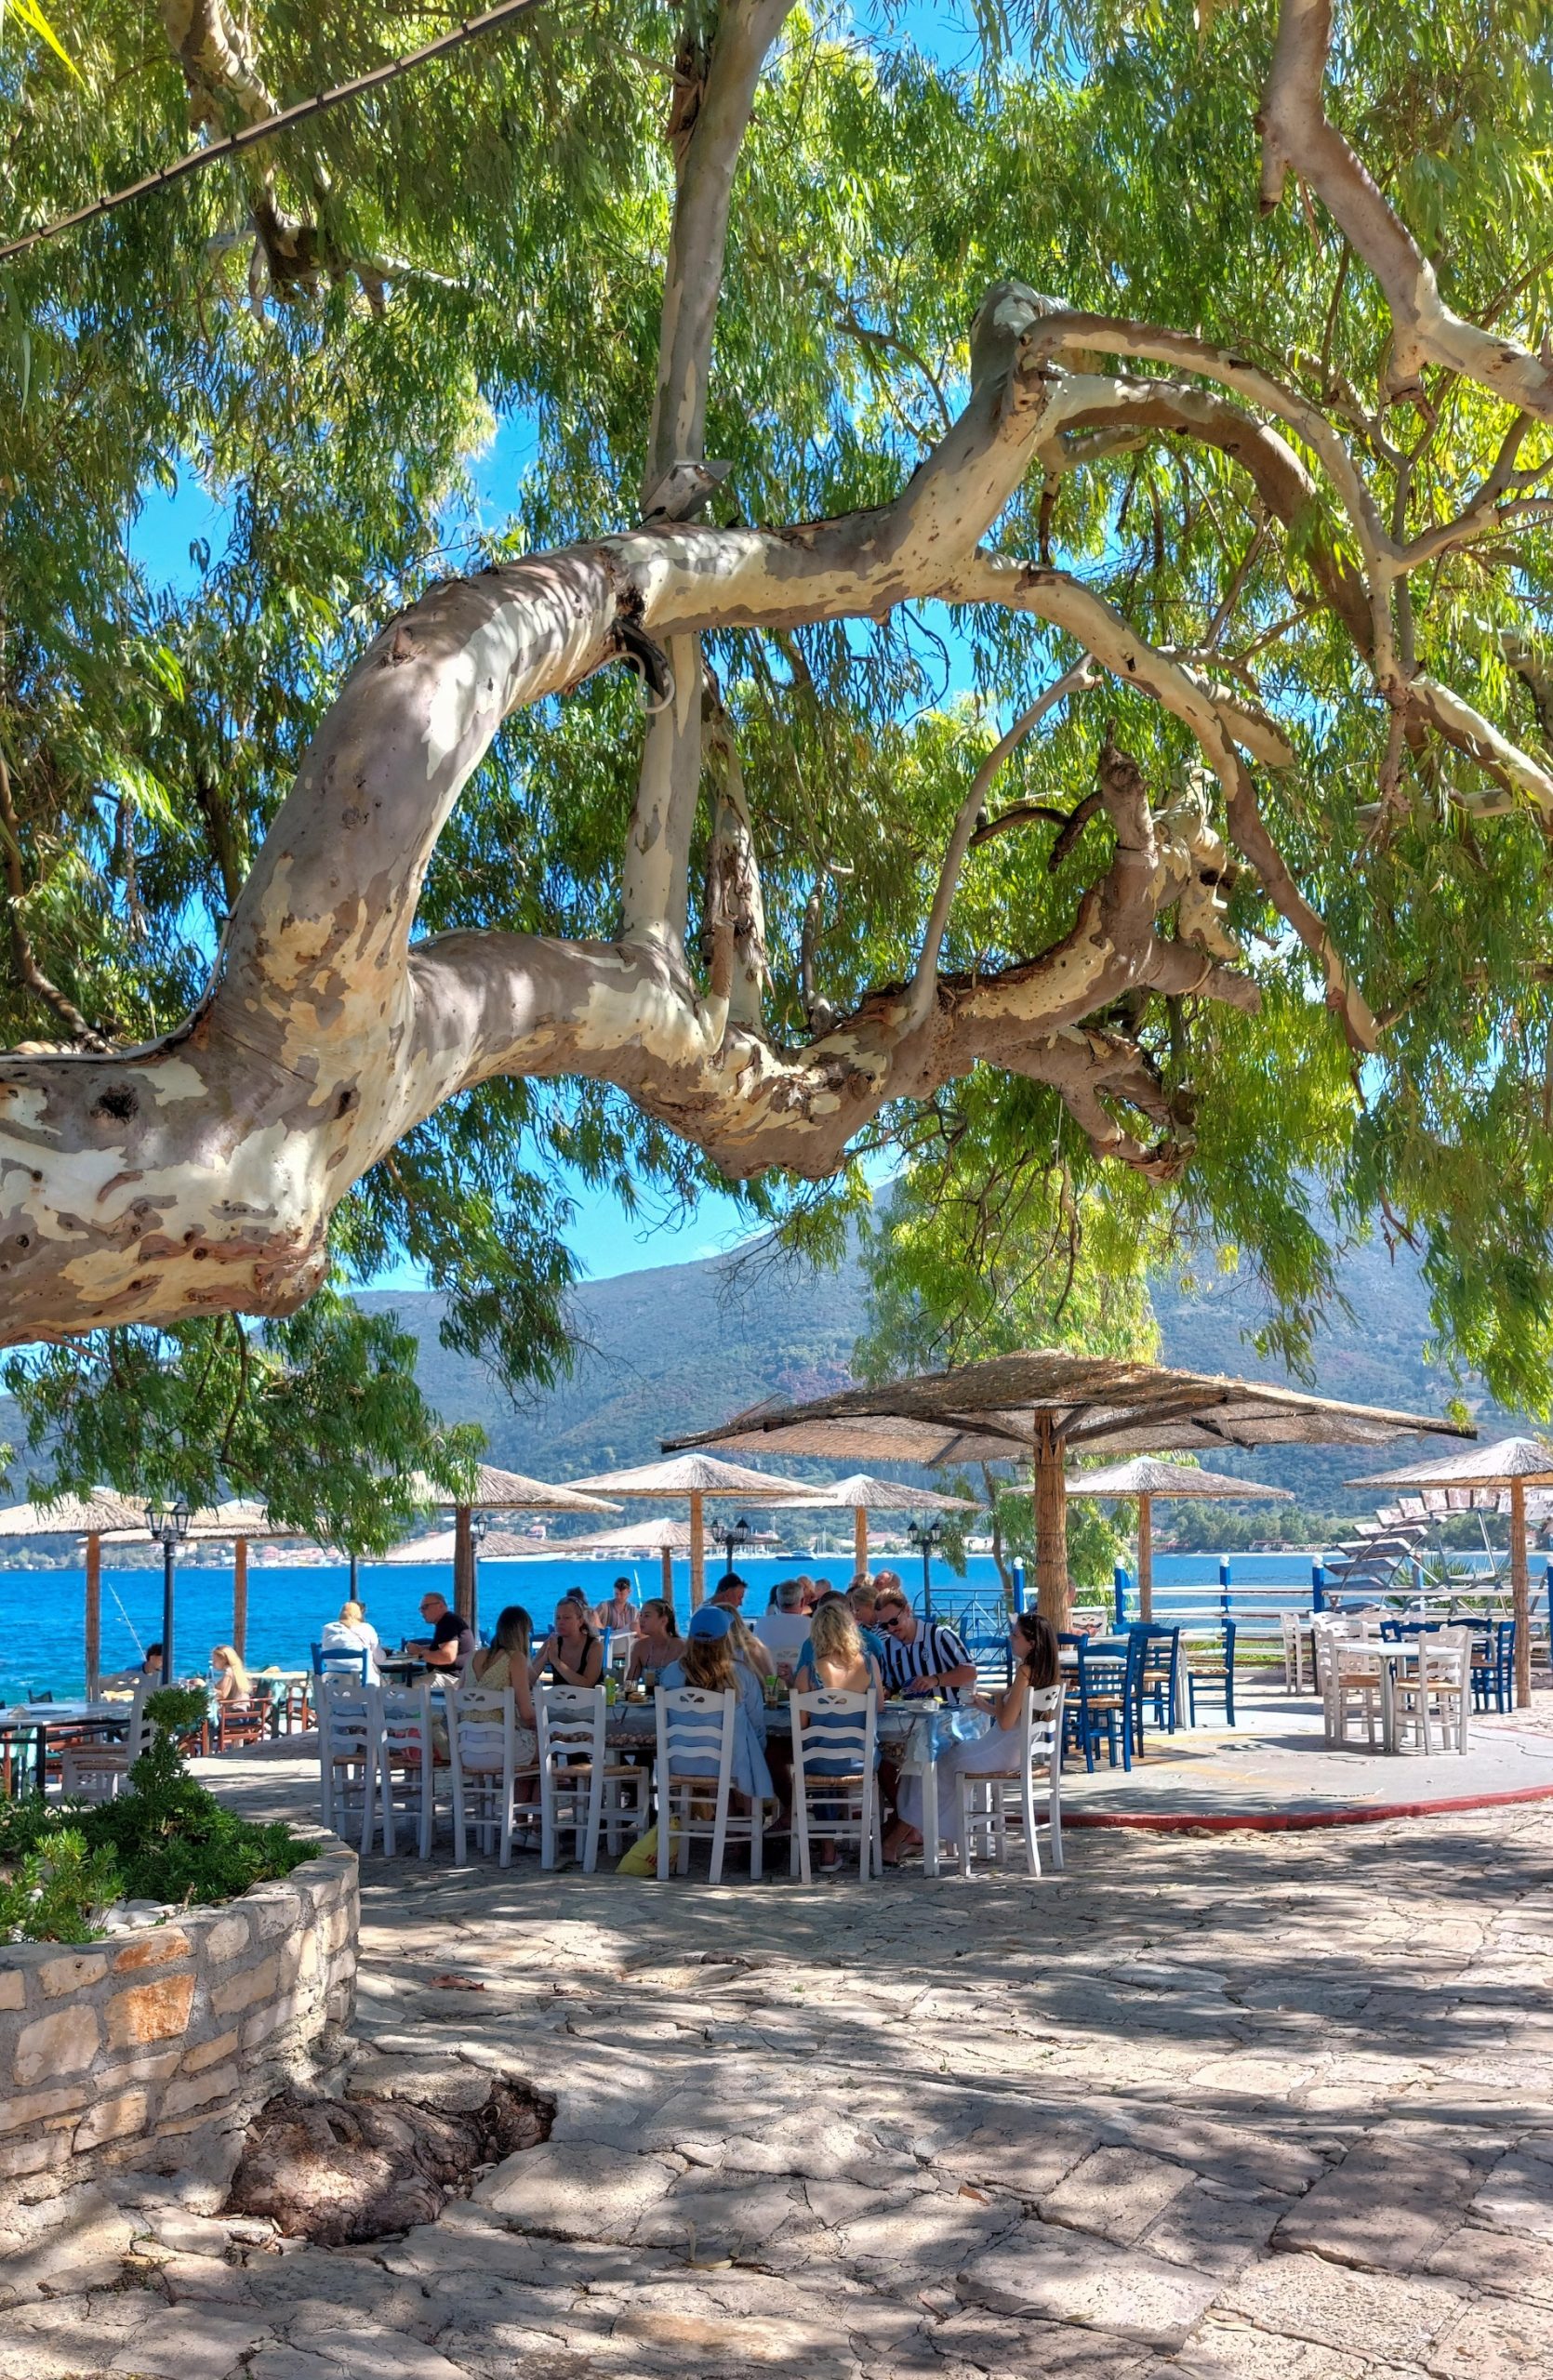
{"left": 653, "top": 1686, "right": 766, "bottom": 1883}
{"left": 314, "top": 1673, "right": 378, "bottom": 1852}
{"left": 1331, "top": 1639, "right": 1387, "bottom": 1750}
{"left": 1280, "top": 1611, "right": 1313, "bottom": 1694}
{"left": 1314, "top": 1616, "right": 1362, "bottom": 1742}
{"left": 59, "top": 1677, "right": 154, "bottom": 1802}
{"left": 1394, "top": 1626, "right": 1472, "bottom": 1753}
{"left": 446, "top": 1683, "right": 536, "bottom": 1866}
{"left": 538, "top": 1684, "right": 647, "bottom": 1872}
{"left": 375, "top": 1680, "right": 436, "bottom": 1858}
{"left": 957, "top": 1684, "right": 1067, "bottom": 1879}
{"left": 788, "top": 1687, "right": 881, "bottom": 1882}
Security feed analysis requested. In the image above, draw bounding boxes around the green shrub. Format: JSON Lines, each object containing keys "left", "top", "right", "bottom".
{"left": 0, "top": 1686, "right": 316, "bottom": 1943}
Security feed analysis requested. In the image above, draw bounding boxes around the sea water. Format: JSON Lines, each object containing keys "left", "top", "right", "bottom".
{"left": 0, "top": 1549, "right": 1347, "bottom": 1699}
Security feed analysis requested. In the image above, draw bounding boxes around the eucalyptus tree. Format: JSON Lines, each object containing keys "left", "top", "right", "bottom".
{"left": 4, "top": 1, "right": 1553, "bottom": 1505}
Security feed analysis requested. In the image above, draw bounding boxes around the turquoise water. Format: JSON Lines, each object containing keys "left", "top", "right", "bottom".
{"left": 0, "top": 1549, "right": 1343, "bottom": 1698}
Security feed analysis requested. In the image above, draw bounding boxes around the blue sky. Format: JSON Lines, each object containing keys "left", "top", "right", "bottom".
{"left": 128, "top": 2, "right": 991, "bottom": 1287}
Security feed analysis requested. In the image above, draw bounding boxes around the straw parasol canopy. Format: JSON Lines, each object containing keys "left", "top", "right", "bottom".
{"left": 0, "top": 1490, "right": 152, "bottom": 1696}
{"left": 406, "top": 1463, "right": 618, "bottom": 1633}
{"left": 783, "top": 1473, "right": 981, "bottom": 1573}
{"left": 668, "top": 1350, "right": 1470, "bottom": 1627}
{"left": 1347, "top": 1437, "right": 1553, "bottom": 1706}
{"left": 1065, "top": 1458, "right": 1294, "bottom": 1620}
{"left": 564, "top": 1452, "right": 817, "bottom": 1607}
{"left": 381, "top": 1526, "right": 559, "bottom": 1565}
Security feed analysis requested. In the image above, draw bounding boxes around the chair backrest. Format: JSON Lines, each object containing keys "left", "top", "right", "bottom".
{"left": 445, "top": 1683, "right": 514, "bottom": 1779}
{"left": 656, "top": 1686, "right": 736, "bottom": 1792}
{"left": 315, "top": 1671, "right": 377, "bottom": 1758}
{"left": 1074, "top": 1637, "right": 1127, "bottom": 1700}
{"left": 605, "top": 1632, "right": 636, "bottom": 1677}
{"left": 1009, "top": 1681, "right": 1064, "bottom": 1778}
{"left": 538, "top": 1683, "right": 605, "bottom": 1767}
{"left": 1422, "top": 1625, "right": 1471, "bottom": 1684}
{"left": 312, "top": 1643, "right": 370, "bottom": 1684}
{"left": 789, "top": 1686, "right": 877, "bottom": 1778}
{"left": 377, "top": 1680, "right": 432, "bottom": 1761}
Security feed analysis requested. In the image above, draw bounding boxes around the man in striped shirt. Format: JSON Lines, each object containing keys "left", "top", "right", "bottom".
{"left": 872, "top": 1582, "right": 976, "bottom": 1703}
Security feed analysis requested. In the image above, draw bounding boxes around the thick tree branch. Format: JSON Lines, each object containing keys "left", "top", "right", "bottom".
{"left": 1258, "top": 0, "right": 1553, "bottom": 415}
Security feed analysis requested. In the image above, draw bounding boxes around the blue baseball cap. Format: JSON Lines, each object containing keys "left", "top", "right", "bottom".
{"left": 687, "top": 1606, "right": 734, "bottom": 1641}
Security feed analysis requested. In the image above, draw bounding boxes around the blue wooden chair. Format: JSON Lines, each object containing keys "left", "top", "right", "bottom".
{"left": 1470, "top": 1620, "right": 1515, "bottom": 1712}
{"left": 1061, "top": 1634, "right": 1129, "bottom": 1772}
{"left": 1130, "top": 1622, "right": 1182, "bottom": 1752}
{"left": 312, "top": 1643, "right": 370, "bottom": 1685}
{"left": 1186, "top": 1620, "right": 1237, "bottom": 1728}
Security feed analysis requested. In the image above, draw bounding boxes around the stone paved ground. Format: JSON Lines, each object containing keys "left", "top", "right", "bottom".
{"left": 5, "top": 1754, "right": 1553, "bottom": 2378}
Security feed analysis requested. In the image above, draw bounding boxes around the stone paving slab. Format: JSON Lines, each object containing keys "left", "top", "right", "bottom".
{"left": 8, "top": 1737, "right": 1553, "bottom": 2377}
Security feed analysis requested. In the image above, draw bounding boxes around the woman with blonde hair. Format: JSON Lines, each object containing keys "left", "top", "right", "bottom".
{"left": 791, "top": 1598, "right": 883, "bottom": 1870}
{"left": 318, "top": 1596, "right": 382, "bottom": 1684}
{"left": 209, "top": 1644, "right": 251, "bottom": 1703}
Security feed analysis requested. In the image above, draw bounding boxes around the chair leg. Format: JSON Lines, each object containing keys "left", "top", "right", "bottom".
{"left": 582, "top": 1767, "right": 604, "bottom": 1875}
{"left": 957, "top": 1777, "right": 974, "bottom": 1878}
{"left": 419, "top": 1765, "right": 433, "bottom": 1861}
{"left": 1021, "top": 1776, "right": 1041, "bottom": 1878}
{"left": 709, "top": 1784, "right": 729, "bottom": 1886}
{"left": 656, "top": 1772, "right": 671, "bottom": 1879}
{"left": 1048, "top": 1783, "right": 1064, "bottom": 1871}
{"left": 539, "top": 1768, "right": 556, "bottom": 1871}
{"left": 859, "top": 1774, "right": 875, "bottom": 1881}
{"left": 750, "top": 1795, "right": 763, "bottom": 1883}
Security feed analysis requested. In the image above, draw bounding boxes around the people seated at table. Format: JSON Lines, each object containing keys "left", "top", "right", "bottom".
{"left": 872, "top": 1586, "right": 976, "bottom": 1702}
{"left": 468, "top": 1605, "right": 539, "bottom": 1763}
{"left": 624, "top": 1597, "right": 681, "bottom": 1689}
{"left": 845, "top": 1580, "right": 887, "bottom": 1659}
{"left": 659, "top": 1606, "right": 774, "bottom": 1805}
{"left": 410, "top": 1592, "right": 475, "bottom": 1673}
{"left": 887, "top": 1610, "right": 1060, "bottom": 1863}
{"left": 754, "top": 1579, "right": 812, "bottom": 1672}
{"left": 102, "top": 1643, "right": 165, "bottom": 1691}
{"left": 318, "top": 1598, "right": 382, "bottom": 1684}
{"left": 594, "top": 1576, "right": 637, "bottom": 1633}
{"left": 209, "top": 1645, "right": 251, "bottom": 1705}
{"left": 535, "top": 1594, "right": 604, "bottom": 1688}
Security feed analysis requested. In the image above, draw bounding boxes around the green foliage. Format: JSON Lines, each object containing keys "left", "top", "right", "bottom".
{"left": 0, "top": 1689, "right": 314, "bottom": 1942}
{"left": 6, "top": 0, "right": 1553, "bottom": 1474}
{"left": 2, "top": 1291, "right": 481, "bottom": 1550}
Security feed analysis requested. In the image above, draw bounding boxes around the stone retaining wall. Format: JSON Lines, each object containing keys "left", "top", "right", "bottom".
{"left": 0, "top": 1837, "right": 357, "bottom": 2201}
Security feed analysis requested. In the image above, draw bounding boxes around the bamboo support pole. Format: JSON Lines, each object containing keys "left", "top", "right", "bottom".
{"left": 1137, "top": 1495, "right": 1153, "bottom": 1622}
{"left": 454, "top": 1506, "right": 476, "bottom": 1632}
{"left": 689, "top": 1492, "right": 705, "bottom": 1609}
{"left": 232, "top": 1536, "right": 249, "bottom": 1660}
{"left": 660, "top": 1542, "right": 673, "bottom": 1601}
{"left": 854, "top": 1505, "right": 869, "bottom": 1574}
{"left": 1512, "top": 1476, "right": 1533, "bottom": 1708}
{"left": 1034, "top": 1416, "right": 1070, "bottom": 1630}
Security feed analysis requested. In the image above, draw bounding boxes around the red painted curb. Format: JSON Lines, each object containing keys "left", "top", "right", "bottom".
{"left": 1064, "top": 1779, "right": 1553, "bottom": 1833}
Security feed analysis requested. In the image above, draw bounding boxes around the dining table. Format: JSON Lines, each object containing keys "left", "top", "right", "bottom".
{"left": 876, "top": 1699, "right": 991, "bottom": 1878}
{"left": 1334, "top": 1639, "right": 1427, "bottom": 1754}
{"left": 0, "top": 1700, "right": 128, "bottom": 1797}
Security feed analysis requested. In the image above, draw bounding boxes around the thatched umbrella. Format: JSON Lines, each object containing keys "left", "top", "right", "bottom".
{"left": 408, "top": 1464, "right": 617, "bottom": 1635}
{"left": 560, "top": 1515, "right": 694, "bottom": 1598}
{"left": 1064, "top": 1457, "right": 1294, "bottom": 1620}
{"left": 100, "top": 1499, "right": 314, "bottom": 1673}
{"left": 1349, "top": 1437, "right": 1553, "bottom": 1707}
{"left": 782, "top": 1473, "right": 981, "bottom": 1574}
{"left": 667, "top": 1351, "right": 1470, "bottom": 1630}
{"left": 0, "top": 1490, "right": 144, "bottom": 1695}
{"left": 564, "top": 1452, "right": 816, "bottom": 1609}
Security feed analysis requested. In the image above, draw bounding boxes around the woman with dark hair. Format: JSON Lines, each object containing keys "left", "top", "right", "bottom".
{"left": 887, "top": 1609, "right": 1061, "bottom": 1863}
{"left": 469, "top": 1605, "right": 539, "bottom": 1762}
{"left": 624, "top": 1597, "right": 681, "bottom": 1689}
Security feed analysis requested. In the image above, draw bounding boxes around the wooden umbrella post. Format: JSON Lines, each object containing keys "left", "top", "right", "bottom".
{"left": 689, "top": 1492, "right": 705, "bottom": 1611}
{"left": 1033, "top": 1416, "right": 1070, "bottom": 1631}
{"left": 1137, "top": 1494, "right": 1153, "bottom": 1623}
{"left": 1511, "top": 1475, "right": 1533, "bottom": 1708}
{"left": 232, "top": 1536, "right": 249, "bottom": 1662}
{"left": 854, "top": 1504, "right": 869, "bottom": 1576}
{"left": 660, "top": 1542, "right": 673, "bottom": 1603}
{"left": 84, "top": 1533, "right": 101, "bottom": 1699}
{"left": 453, "top": 1506, "right": 475, "bottom": 1629}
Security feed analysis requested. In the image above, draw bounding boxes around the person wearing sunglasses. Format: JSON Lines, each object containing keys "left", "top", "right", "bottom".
{"left": 872, "top": 1595, "right": 976, "bottom": 1703}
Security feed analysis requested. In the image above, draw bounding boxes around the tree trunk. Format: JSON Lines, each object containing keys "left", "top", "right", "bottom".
{"left": 84, "top": 1534, "right": 100, "bottom": 1699}
{"left": 453, "top": 1506, "right": 475, "bottom": 1632}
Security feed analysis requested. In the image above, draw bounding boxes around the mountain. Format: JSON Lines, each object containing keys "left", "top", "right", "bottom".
{"left": 352, "top": 1221, "right": 1504, "bottom": 1514}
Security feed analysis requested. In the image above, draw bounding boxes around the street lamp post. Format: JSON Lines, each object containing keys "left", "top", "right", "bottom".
{"left": 907, "top": 1516, "right": 943, "bottom": 1626}
{"left": 721, "top": 1515, "right": 750, "bottom": 1580}
{"left": 145, "top": 1501, "right": 192, "bottom": 1683}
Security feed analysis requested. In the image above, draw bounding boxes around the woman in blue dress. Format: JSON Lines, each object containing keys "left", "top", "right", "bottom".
{"left": 659, "top": 1606, "right": 774, "bottom": 1805}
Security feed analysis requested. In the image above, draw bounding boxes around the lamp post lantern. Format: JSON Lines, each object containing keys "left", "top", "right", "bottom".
{"left": 468, "top": 1510, "right": 489, "bottom": 1638}
{"left": 720, "top": 1514, "right": 751, "bottom": 1580}
{"left": 907, "top": 1516, "right": 943, "bottom": 1624}
{"left": 145, "top": 1500, "right": 192, "bottom": 1683}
